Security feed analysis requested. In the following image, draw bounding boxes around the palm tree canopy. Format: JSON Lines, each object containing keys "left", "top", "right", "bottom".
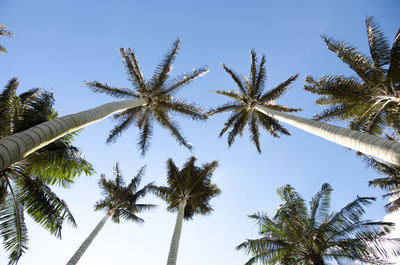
{"left": 237, "top": 183, "right": 400, "bottom": 265}
{"left": 153, "top": 156, "right": 220, "bottom": 220}
{"left": 0, "top": 24, "right": 14, "bottom": 54}
{"left": 94, "top": 162, "right": 156, "bottom": 224}
{"left": 86, "top": 39, "right": 208, "bottom": 155}
{"left": 305, "top": 16, "right": 400, "bottom": 136}
{"left": 0, "top": 78, "right": 94, "bottom": 265}
{"left": 207, "top": 49, "right": 301, "bottom": 153}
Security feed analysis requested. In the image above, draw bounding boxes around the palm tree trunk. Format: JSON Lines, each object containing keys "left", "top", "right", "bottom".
{"left": 166, "top": 200, "right": 186, "bottom": 265}
{"left": 0, "top": 99, "right": 145, "bottom": 172}
{"left": 66, "top": 212, "right": 112, "bottom": 265}
{"left": 255, "top": 105, "right": 400, "bottom": 166}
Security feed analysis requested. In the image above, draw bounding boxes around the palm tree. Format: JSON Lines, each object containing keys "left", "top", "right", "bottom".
{"left": 0, "top": 24, "right": 14, "bottom": 54}
{"left": 207, "top": 49, "right": 400, "bottom": 165}
{"left": 152, "top": 156, "right": 220, "bottom": 265}
{"left": 66, "top": 163, "right": 155, "bottom": 265}
{"left": 0, "top": 39, "right": 208, "bottom": 171}
{"left": 237, "top": 183, "right": 400, "bottom": 265}
{"left": 0, "top": 78, "right": 94, "bottom": 265}
{"left": 304, "top": 16, "right": 400, "bottom": 136}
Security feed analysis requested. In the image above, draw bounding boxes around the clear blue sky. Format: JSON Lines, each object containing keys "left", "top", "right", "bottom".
{"left": 1, "top": 0, "right": 400, "bottom": 264}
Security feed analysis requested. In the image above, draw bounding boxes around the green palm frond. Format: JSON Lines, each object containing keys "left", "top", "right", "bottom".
{"left": 15, "top": 176, "right": 76, "bottom": 237}
{"left": 106, "top": 111, "right": 138, "bottom": 144}
{"left": 366, "top": 16, "right": 391, "bottom": 69}
{"left": 0, "top": 183, "right": 28, "bottom": 265}
{"left": 249, "top": 114, "right": 261, "bottom": 153}
{"left": 322, "top": 36, "right": 378, "bottom": 82}
{"left": 227, "top": 110, "right": 250, "bottom": 146}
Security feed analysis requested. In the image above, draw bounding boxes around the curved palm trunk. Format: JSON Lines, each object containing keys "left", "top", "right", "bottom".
{"left": 255, "top": 105, "right": 400, "bottom": 166}
{"left": 66, "top": 212, "right": 112, "bottom": 265}
{"left": 0, "top": 99, "right": 145, "bottom": 172}
{"left": 167, "top": 200, "right": 186, "bottom": 265}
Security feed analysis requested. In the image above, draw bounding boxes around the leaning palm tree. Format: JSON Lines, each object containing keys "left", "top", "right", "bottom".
{"left": 304, "top": 16, "right": 400, "bottom": 136}
{"left": 238, "top": 183, "right": 400, "bottom": 265}
{"left": 153, "top": 156, "right": 220, "bottom": 265}
{"left": 0, "top": 24, "right": 14, "bottom": 54}
{"left": 0, "top": 78, "right": 94, "bottom": 265}
{"left": 66, "top": 163, "right": 155, "bottom": 265}
{"left": 207, "top": 49, "right": 400, "bottom": 165}
{"left": 0, "top": 39, "right": 208, "bottom": 171}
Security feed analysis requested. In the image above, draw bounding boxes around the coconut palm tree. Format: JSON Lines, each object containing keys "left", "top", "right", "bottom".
{"left": 0, "top": 39, "right": 208, "bottom": 171}
{"left": 0, "top": 24, "right": 14, "bottom": 54}
{"left": 152, "top": 156, "right": 220, "bottom": 265}
{"left": 0, "top": 78, "right": 94, "bottom": 265}
{"left": 66, "top": 163, "right": 155, "bottom": 265}
{"left": 304, "top": 16, "right": 400, "bottom": 136}
{"left": 207, "top": 49, "right": 400, "bottom": 165}
{"left": 237, "top": 183, "right": 400, "bottom": 265}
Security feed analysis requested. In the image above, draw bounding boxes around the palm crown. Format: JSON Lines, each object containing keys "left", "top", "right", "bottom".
{"left": 86, "top": 39, "right": 208, "bottom": 155}
{"left": 207, "top": 49, "right": 301, "bottom": 153}
{"left": 153, "top": 156, "right": 220, "bottom": 220}
{"left": 237, "top": 183, "right": 400, "bottom": 265}
{"left": 95, "top": 163, "right": 156, "bottom": 224}
{"left": 0, "top": 78, "right": 94, "bottom": 264}
{"left": 305, "top": 16, "right": 400, "bottom": 135}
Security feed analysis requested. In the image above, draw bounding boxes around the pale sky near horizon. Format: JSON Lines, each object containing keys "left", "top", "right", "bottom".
{"left": 1, "top": 0, "right": 400, "bottom": 264}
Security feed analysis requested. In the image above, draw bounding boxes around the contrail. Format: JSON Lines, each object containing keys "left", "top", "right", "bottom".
{"left": 66, "top": 0, "right": 131, "bottom": 30}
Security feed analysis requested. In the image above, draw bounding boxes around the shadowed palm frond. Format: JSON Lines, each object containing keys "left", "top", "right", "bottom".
{"left": 85, "top": 81, "right": 136, "bottom": 99}
{"left": 366, "top": 16, "right": 391, "bottom": 69}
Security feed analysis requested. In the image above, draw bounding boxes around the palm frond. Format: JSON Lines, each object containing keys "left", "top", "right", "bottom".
{"left": 161, "top": 67, "right": 209, "bottom": 95}
{"left": 162, "top": 99, "right": 206, "bottom": 120}
{"left": 15, "top": 176, "right": 76, "bottom": 238}
{"left": 119, "top": 47, "right": 145, "bottom": 91}
{"left": 85, "top": 81, "right": 135, "bottom": 99}
{"left": 322, "top": 36, "right": 378, "bottom": 82}
{"left": 388, "top": 28, "right": 400, "bottom": 86}
{"left": 221, "top": 63, "right": 247, "bottom": 95}
{"left": 255, "top": 55, "right": 267, "bottom": 95}
{"left": 0, "top": 183, "right": 28, "bottom": 265}
{"left": 366, "top": 16, "right": 391, "bottom": 69}
{"left": 151, "top": 39, "right": 180, "bottom": 91}
{"left": 249, "top": 114, "right": 261, "bottom": 153}
{"left": 107, "top": 110, "right": 140, "bottom": 144}
{"left": 260, "top": 74, "right": 298, "bottom": 102}
{"left": 212, "top": 89, "right": 242, "bottom": 100}
{"left": 227, "top": 110, "right": 250, "bottom": 146}
{"left": 206, "top": 102, "right": 242, "bottom": 117}
{"left": 153, "top": 109, "right": 192, "bottom": 150}
{"left": 137, "top": 116, "right": 153, "bottom": 156}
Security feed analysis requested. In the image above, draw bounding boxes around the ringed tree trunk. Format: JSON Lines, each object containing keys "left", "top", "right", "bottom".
{"left": 66, "top": 210, "right": 114, "bottom": 265}
{"left": 0, "top": 99, "right": 145, "bottom": 172}
{"left": 167, "top": 199, "right": 186, "bottom": 265}
{"left": 255, "top": 105, "right": 400, "bottom": 166}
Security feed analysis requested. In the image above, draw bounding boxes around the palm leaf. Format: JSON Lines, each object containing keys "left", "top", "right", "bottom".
{"left": 221, "top": 64, "right": 247, "bottom": 95}
{"left": 86, "top": 81, "right": 136, "bottom": 99}
{"left": 119, "top": 47, "right": 146, "bottom": 91}
{"left": 388, "top": 28, "right": 400, "bottom": 86}
{"left": 366, "top": 16, "right": 391, "bottom": 69}
{"left": 161, "top": 67, "right": 209, "bottom": 95}
{"left": 260, "top": 74, "right": 299, "bottom": 102}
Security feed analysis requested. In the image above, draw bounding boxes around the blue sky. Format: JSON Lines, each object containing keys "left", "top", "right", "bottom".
{"left": 1, "top": 0, "right": 400, "bottom": 264}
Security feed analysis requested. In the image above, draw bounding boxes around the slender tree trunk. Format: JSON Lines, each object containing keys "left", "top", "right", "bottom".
{"left": 255, "top": 105, "right": 400, "bottom": 166}
{"left": 167, "top": 200, "right": 186, "bottom": 265}
{"left": 0, "top": 99, "right": 145, "bottom": 172}
{"left": 66, "top": 211, "right": 112, "bottom": 265}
